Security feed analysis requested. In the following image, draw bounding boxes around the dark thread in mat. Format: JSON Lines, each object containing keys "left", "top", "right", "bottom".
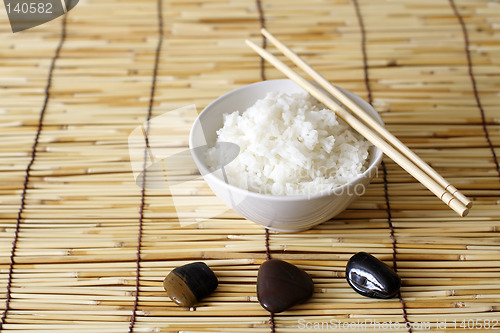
{"left": 0, "top": 15, "right": 68, "bottom": 330}
{"left": 256, "top": 1, "right": 274, "bottom": 331}
{"left": 256, "top": 0, "right": 267, "bottom": 81}
{"left": 128, "top": 0, "right": 164, "bottom": 331}
{"left": 265, "top": 229, "right": 272, "bottom": 261}
{"left": 382, "top": 162, "right": 411, "bottom": 327}
{"left": 265, "top": 228, "right": 275, "bottom": 333}
{"left": 382, "top": 163, "right": 396, "bottom": 269}
{"left": 262, "top": 142, "right": 275, "bottom": 314}
{"left": 449, "top": 0, "right": 500, "bottom": 179}
{"left": 352, "top": 0, "right": 412, "bottom": 331}
{"left": 265, "top": 229, "right": 275, "bottom": 332}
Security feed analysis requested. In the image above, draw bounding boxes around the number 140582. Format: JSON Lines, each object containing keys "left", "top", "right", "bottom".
{"left": 6, "top": 2, "right": 53, "bottom": 14}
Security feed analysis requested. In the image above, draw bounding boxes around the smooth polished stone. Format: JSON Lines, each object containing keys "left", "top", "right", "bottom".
{"left": 163, "top": 262, "right": 218, "bottom": 307}
{"left": 346, "top": 252, "right": 401, "bottom": 299}
{"left": 257, "top": 259, "right": 314, "bottom": 313}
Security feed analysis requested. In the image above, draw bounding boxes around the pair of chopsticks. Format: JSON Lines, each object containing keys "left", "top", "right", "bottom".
{"left": 246, "top": 29, "right": 472, "bottom": 217}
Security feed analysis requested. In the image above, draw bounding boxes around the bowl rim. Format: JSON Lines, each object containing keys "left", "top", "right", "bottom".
{"left": 189, "top": 79, "right": 384, "bottom": 202}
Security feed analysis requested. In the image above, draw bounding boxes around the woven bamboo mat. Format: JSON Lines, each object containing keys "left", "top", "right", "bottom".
{"left": 1, "top": 0, "right": 499, "bottom": 332}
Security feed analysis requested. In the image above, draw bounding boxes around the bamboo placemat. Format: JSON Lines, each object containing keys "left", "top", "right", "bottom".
{"left": 1, "top": 0, "right": 499, "bottom": 332}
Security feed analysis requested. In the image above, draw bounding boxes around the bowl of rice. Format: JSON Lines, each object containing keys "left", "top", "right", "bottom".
{"left": 189, "top": 79, "right": 383, "bottom": 232}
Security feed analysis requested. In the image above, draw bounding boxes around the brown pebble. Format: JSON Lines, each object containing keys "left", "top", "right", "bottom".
{"left": 257, "top": 259, "right": 314, "bottom": 313}
{"left": 163, "top": 262, "right": 218, "bottom": 307}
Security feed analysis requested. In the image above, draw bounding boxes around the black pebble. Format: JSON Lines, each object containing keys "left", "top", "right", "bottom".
{"left": 346, "top": 252, "right": 401, "bottom": 299}
{"left": 163, "top": 262, "right": 218, "bottom": 307}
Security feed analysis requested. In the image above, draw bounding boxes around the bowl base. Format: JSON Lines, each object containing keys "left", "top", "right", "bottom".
{"left": 264, "top": 225, "right": 313, "bottom": 233}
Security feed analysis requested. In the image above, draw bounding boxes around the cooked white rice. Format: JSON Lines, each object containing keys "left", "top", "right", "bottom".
{"left": 205, "top": 91, "right": 371, "bottom": 196}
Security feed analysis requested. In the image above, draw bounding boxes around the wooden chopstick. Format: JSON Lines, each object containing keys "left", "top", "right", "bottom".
{"left": 245, "top": 38, "right": 470, "bottom": 217}
{"left": 260, "top": 28, "right": 472, "bottom": 210}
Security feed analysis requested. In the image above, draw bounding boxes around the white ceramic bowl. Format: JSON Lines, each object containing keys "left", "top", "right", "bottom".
{"left": 189, "top": 79, "right": 383, "bottom": 232}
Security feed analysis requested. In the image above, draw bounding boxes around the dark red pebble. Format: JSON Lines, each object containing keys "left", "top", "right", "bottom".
{"left": 257, "top": 259, "right": 314, "bottom": 313}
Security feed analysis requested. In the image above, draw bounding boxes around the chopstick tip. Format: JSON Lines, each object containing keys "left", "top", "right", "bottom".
{"left": 446, "top": 184, "right": 472, "bottom": 209}
{"left": 447, "top": 197, "right": 469, "bottom": 217}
